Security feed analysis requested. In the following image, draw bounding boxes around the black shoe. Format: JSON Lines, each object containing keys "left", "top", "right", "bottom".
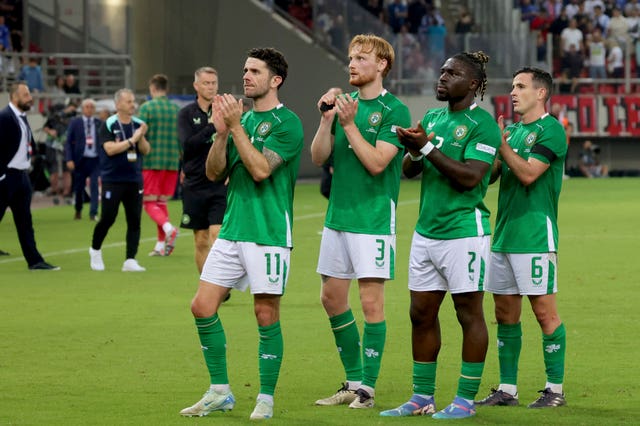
{"left": 74, "top": 211, "right": 82, "bottom": 220}
{"left": 528, "top": 388, "right": 566, "bottom": 408}
{"left": 476, "top": 388, "right": 519, "bottom": 406}
{"left": 0, "top": 249, "right": 9, "bottom": 256}
{"left": 29, "top": 261, "right": 61, "bottom": 271}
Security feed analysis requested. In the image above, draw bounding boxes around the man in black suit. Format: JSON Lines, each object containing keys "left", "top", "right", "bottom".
{"left": 65, "top": 98, "right": 101, "bottom": 220}
{"left": 0, "top": 81, "right": 60, "bottom": 270}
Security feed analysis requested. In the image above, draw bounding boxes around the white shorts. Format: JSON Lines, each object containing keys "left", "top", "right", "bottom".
{"left": 408, "top": 232, "right": 490, "bottom": 294}
{"left": 486, "top": 252, "right": 558, "bottom": 296}
{"left": 200, "top": 238, "right": 291, "bottom": 295}
{"left": 316, "top": 227, "right": 396, "bottom": 280}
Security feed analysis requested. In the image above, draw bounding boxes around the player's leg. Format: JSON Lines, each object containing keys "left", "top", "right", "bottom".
{"left": 180, "top": 240, "right": 237, "bottom": 417}
{"left": 433, "top": 236, "right": 489, "bottom": 419}
{"left": 350, "top": 278, "right": 385, "bottom": 408}
{"left": 244, "top": 243, "right": 289, "bottom": 420}
{"left": 381, "top": 232, "right": 444, "bottom": 417}
{"left": 477, "top": 252, "right": 522, "bottom": 407}
{"left": 315, "top": 228, "right": 361, "bottom": 406}
{"left": 528, "top": 292, "right": 566, "bottom": 407}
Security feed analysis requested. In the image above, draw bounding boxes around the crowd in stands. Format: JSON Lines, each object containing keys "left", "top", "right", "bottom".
{"left": 269, "top": 0, "right": 640, "bottom": 94}
{"left": 523, "top": 0, "right": 640, "bottom": 92}
{"left": 266, "top": 0, "right": 476, "bottom": 94}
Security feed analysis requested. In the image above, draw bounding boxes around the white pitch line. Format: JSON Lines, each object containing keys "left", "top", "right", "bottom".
{"left": 0, "top": 198, "right": 422, "bottom": 265}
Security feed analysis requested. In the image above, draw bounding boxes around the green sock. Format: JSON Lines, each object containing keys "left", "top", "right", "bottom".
{"left": 258, "top": 321, "right": 283, "bottom": 396}
{"left": 543, "top": 323, "right": 566, "bottom": 385}
{"left": 413, "top": 361, "right": 437, "bottom": 396}
{"left": 457, "top": 361, "right": 485, "bottom": 400}
{"left": 329, "top": 309, "right": 362, "bottom": 382}
{"left": 497, "top": 322, "right": 522, "bottom": 386}
{"left": 361, "top": 320, "right": 386, "bottom": 389}
{"left": 195, "top": 314, "right": 228, "bottom": 384}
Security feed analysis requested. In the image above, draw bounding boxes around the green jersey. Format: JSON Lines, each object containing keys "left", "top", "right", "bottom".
{"left": 218, "top": 104, "right": 304, "bottom": 247}
{"left": 492, "top": 113, "right": 567, "bottom": 253}
{"left": 416, "top": 103, "right": 501, "bottom": 239}
{"left": 138, "top": 96, "right": 181, "bottom": 171}
{"left": 325, "top": 90, "right": 411, "bottom": 235}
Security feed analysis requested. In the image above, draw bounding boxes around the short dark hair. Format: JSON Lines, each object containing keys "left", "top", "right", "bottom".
{"left": 513, "top": 67, "right": 553, "bottom": 101}
{"left": 247, "top": 47, "right": 288, "bottom": 89}
{"left": 149, "top": 74, "right": 169, "bottom": 91}
{"left": 9, "top": 81, "right": 27, "bottom": 97}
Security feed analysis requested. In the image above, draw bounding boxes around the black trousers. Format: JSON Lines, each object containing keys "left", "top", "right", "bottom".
{"left": 91, "top": 181, "right": 142, "bottom": 260}
{"left": 0, "top": 169, "right": 45, "bottom": 266}
{"left": 72, "top": 156, "right": 100, "bottom": 216}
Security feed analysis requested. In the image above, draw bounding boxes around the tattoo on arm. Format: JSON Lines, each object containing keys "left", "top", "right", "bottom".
{"left": 263, "top": 147, "right": 284, "bottom": 172}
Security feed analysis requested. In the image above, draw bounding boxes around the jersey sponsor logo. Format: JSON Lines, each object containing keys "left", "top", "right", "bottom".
{"left": 257, "top": 121, "right": 272, "bottom": 136}
{"left": 366, "top": 127, "right": 377, "bottom": 134}
{"left": 193, "top": 117, "right": 201, "bottom": 124}
{"left": 364, "top": 347, "right": 379, "bottom": 358}
{"left": 368, "top": 112, "right": 382, "bottom": 126}
{"left": 182, "top": 214, "right": 191, "bottom": 225}
{"left": 525, "top": 132, "right": 538, "bottom": 146}
{"left": 476, "top": 143, "right": 497, "bottom": 155}
{"left": 453, "top": 125, "right": 468, "bottom": 140}
{"left": 260, "top": 353, "right": 278, "bottom": 360}
{"left": 545, "top": 344, "right": 561, "bottom": 353}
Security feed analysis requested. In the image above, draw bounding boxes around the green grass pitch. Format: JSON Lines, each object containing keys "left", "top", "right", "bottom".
{"left": 1, "top": 178, "right": 639, "bottom": 425}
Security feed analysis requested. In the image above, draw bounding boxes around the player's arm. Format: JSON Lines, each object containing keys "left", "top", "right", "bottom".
{"left": 397, "top": 122, "right": 488, "bottom": 190}
{"left": 134, "top": 122, "right": 151, "bottom": 155}
{"left": 497, "top": 115, "right": 550, "bottom": 186}
{"left": 206, "top": 97, "right": 230, "bottom": 181}
{"left": 499, "top": 142, "right": 549, "bottom": 186}
{"left": 337, "top": 94, "right": 399, "bottom": 175}
{"left": 310, "top": 87, "right": 341, "bottom": 166}
{"left": 489, "top": 157, "right": 502, "bottom": 184}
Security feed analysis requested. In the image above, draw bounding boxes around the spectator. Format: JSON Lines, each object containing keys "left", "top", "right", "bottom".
{"left": 592, "top": 5, "right": 610, "bottom": 34}
{"left": 531, "top": 8, "right": 552, "bottom": 37}
{"left": 63, "top": 73, "right": 81, "bottom": 94}
{"left": 0, "top": 15, "right": 12, "bottom": 52}
{"left": 288, "top": 0, "right": 312, "bottom": 28}
{"left": 65, "top": 98, "right": 101, "bottom": 221}
{"left": 607, "top": 8, "right": 629, "bottom": 50}
{"left": 584, "top": 0, "right": 605, "bottom": 19}
{"left": 625, "top": 0, "right": 640, "bottom": 16}
{"left": 455, "top": 6, "right": 475, "bottom": 50}
{"left": 565, "top": 0, "right": 580, "bottom": 20}
{"left": 407, "top": 0, "right": 428, "bottom": 34}
{"left": 520, "top": 0, "right": 539, "bottom": 24}
{"left": 578, "top": 140, "right": 609, "bottom": 177}
{"left": 43, "top": 103, "right": 76, "bottom": 205}
{"left": 51, "top": 75, "right": 65, "bottom": 95}
{"left": 560, "top": 17, "right": 583, "bottom": 55}
{"left": 18, "top": 57, "right": 45, "bottom": 93}
{"left": 606, "top": 38, "right": 624, "bottom": 78}
{"left": 544, "top": 0, "right": 564, "bottom": 19}
{"left": 387, "top": 0, "right": 408, "bottom": 33}
{"left": 587, "top": 28, "right": 607, "bottom": 78}
{"left": 627, "top": 8, "right": 640, "bottom": 41}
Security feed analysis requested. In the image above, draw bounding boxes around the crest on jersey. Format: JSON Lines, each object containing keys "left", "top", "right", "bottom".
{"left": 453, "top": 125, "right": 468, "bottom": 140}
{"left": 525, "top": 132, "right": 538, "bottom": 146}
{"left": 258, "top": 122, "right": 272, "bottom": 136}
{"left": 369, "top": 112, "right": 382, "bottom": 126}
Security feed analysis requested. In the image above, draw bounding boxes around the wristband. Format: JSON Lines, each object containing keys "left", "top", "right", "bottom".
{"left": 408, "top": 153, "right": 424, "bottom": 161}
{"left": 419, "top": 141, "right": 436, "bottom": 157}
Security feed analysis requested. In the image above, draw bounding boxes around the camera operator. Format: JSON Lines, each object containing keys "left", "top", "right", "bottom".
{"left": 578, "top": 140, "right": 609, "bottom": 178}
{"left": 43, "top": 102, "right": 77, "bottom": 204}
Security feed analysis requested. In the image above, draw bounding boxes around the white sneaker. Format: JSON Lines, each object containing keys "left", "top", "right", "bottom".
{"left": 89, "top": 248, "right": 104, "bottom": 271}
{"left": 249, "top": 398, "right": 273, "bottom": 420}
{"left": 348, "top": 388, "right": 375, "bottom": 409}
{"left": 180, "top": 389, "right": 236, "bottom": 417}
{"left": 315, "top": 382, "right": 358, "bottom": 406}
{"left": 122, "top": 258, "right": 146, "bottom": 272}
